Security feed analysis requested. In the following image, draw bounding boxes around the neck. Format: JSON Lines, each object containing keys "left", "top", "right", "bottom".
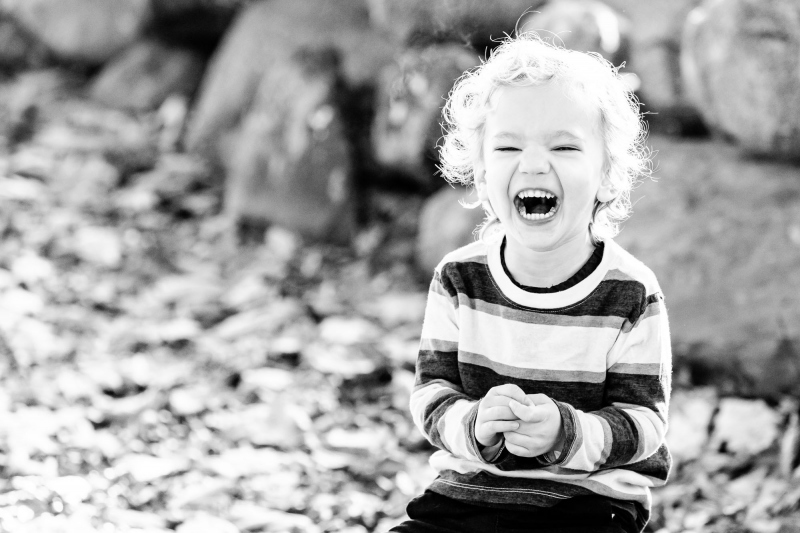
{"left": 504, "top": 232, "right": 596, "bottom": 288}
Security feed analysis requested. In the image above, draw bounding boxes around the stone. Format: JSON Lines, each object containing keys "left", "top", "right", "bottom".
{"left": 367, "top": 0, "right": 548, "bottom": 50}
{"left": 371, "top": 44, "right": 479, "bottom": 191}
{"left": 149, "top": 0, "right": 244, "bottom": 51}
{"left": 185, "top": 0, "right": 398, "bottom": 161}
{"left": 224, "top": 46, "right": 356, "bottom": 243}
{"left": 666, "top": 387, "right": 718, "bottom": 464}
{"left": 0, "top": 14, "right": 50, "bottom": 71}
{"left": 5, "top": 0, "right": 151, "bottom": 64}
{"left": 595, "top": 0, "right": 704, "bottom": 135}
{"left": 90, "top": 40, "right": 205, "bottom": 111}
{"left": 709, "top": 399, "right": 780, "bottom": 457}
{"left": 519, "top": 0, "right": 631, "bottom": 66}
{"left": 681, "top": 0, "right": 800, "bottom": 158}
{"left": 615, "top": 135, "right": 800, "bottom": 397}
{"left": 416, "top": 186, "right": 485, "bottom": 275}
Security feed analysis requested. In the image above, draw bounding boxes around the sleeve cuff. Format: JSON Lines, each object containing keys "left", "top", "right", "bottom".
{"left": 537, "top": 400, "right": 577, "bottom": 466}
{"left": 479, "top": 440, "right": 505, "bottom": 462}
{"left": 464, "top": 401, "right": 484, "bottom": 460}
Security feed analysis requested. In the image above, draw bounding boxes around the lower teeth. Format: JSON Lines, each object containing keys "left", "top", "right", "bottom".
{"left": 518, "top": 207, "right": 555, "bottom": 220}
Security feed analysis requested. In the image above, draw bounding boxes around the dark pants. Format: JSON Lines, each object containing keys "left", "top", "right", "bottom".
{"left": 390, "top": 491, "right": 638, "bottom": 533}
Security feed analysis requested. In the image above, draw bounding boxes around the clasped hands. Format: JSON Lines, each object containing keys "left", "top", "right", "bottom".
{"left": 475, "top": 384, "right": 565, "bottom": 459}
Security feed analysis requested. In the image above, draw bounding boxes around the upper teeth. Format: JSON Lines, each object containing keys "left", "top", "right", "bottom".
{"left": 517, "top": 190, "right": 555, "bottom": 199}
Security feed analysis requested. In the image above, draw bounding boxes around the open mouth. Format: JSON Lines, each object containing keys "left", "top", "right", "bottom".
{"left": 513, "top": 189, "right": 559, "bottom": 220}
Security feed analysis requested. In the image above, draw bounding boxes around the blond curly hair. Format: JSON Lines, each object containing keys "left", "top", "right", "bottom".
{"left": 438, "top": 33, "right": 651, "bottom": 242}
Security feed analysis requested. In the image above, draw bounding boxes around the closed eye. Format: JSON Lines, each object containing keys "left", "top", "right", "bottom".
{"left": 495, "top": 146, "right": 520, "bottom": 152}
{"left": 553, "top": 146, "right": 579, "bottom": 151}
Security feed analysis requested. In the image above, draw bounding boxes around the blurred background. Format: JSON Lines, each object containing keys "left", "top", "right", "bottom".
{"left": 0, "top": 0, "right": 799, "bottom": 532}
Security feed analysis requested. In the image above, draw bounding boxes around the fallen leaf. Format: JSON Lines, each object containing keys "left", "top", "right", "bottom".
{"left": 710, "top": 398, "right": 780, "bottom": 457}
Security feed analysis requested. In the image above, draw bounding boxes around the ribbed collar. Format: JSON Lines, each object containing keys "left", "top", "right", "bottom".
{"left": 487, "top": 236, "right": 614, "bottom": 310}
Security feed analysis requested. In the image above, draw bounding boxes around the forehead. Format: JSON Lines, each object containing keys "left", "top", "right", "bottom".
{"left": 484, "top": 82, "right": 601, "bottom": 137}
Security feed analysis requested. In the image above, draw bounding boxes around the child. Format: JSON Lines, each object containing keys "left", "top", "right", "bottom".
{"left": 392, "top": 34, "right": 671, "bottom": 533}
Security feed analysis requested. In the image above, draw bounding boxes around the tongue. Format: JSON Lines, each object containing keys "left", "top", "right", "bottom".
{"left": 522, "top": 197, "right": 551, "bottom": 214}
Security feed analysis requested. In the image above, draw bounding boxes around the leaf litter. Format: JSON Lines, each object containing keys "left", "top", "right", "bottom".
{"left": 0, "top": 74, "right": 798, "bottom": 533}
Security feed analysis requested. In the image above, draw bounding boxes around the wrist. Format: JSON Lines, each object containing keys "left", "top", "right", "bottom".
{"left": 477, "top": 433, "right": 501, "bottom": 448}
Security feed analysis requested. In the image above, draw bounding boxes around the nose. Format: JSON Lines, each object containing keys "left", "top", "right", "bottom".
{"left": 519, "top": 147, "right": 550, "bottom": 175}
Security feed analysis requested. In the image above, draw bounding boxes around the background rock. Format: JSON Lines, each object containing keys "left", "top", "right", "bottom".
{"left": 0, "top": 14, "right": 50, "bottom": 72}
{"left": 367, "top": 0, "right": 548, "bottom": 49}
{"left": 371, "top": 44, "right": 479, "bottom": 191}
{"left": 601, "top": 0, "right": 705, "bottom": 136}
{"left": 416, "top": 186, "right": 485, "bottom": 275}
{"left": 148, "top": 0, "right": 246, "bottom": 53}
{"left": 90, "top": 40, "right": 205, "bottom": 112}
{"left": 5, "top": 0, "right": 151, "bottom": 64}
{"left": 615, "top": 134, "right": 800, "bottom": 396}
{"left": 224, "top": 47, "right": 355, "bottom": 244}
{"left": 184, "top": 0, "right": 398, "bottom": 164}
{"left": 519, "top": 0, "right": 631, "bottom": 66}
{"left": 681, "top": 0, "right": 800, "bottom": 158}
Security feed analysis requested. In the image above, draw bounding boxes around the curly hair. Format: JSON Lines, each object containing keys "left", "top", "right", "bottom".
{"left": 438, "top": 33, "right": 651, "bottom": 242}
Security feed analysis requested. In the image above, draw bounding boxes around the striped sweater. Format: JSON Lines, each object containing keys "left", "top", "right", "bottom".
{"left": 410, "top": 236, "right": 672, "bottom": 531}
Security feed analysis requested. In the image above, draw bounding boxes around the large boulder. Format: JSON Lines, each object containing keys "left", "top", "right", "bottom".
{"left": 371, "top": 45, "right": 479, "bottom": 191}
{"left": 0, "top": 14, "right": 50, "bottom": 71}
{"left": 4, "top": 0, "right": 151, "bottom": 64}
{"left": 185, "top": 0, "right": 398, "bottom": 163}
{"left": 681, "top": 0, "right": 800, "bottom": 157}
{"left": 416, "top": 186, "right": 485, "bottom": 275}
{"left": 601, "top": 0, "right": 705, "bottom": 136}
{"left": 519, "top": 0, "right": 631, "bottom": 66}
{"left": 90, "top": 40, "right": 205, "bottom": 112}
{"left": 367, "top": 0, "right": 548, "bottom": 50}
{"left": 615, "top": 134, "right": 800, "bottom": 397}
{"left": 148, "top": 0, "right": 245, "bottom": 52}
{"left": 224, "top": 47, "right": 355, "bottom": 244}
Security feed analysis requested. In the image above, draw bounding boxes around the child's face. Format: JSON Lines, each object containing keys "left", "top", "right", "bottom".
{"left": 476, "top": 82, "right": 615, "bottom": 253}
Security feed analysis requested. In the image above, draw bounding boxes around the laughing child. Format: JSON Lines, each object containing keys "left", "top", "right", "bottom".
{"left": 392, "top": 34, "right": 672, "bottom": 533}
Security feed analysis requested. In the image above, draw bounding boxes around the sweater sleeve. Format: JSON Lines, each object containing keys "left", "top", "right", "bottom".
{"left": 409, "top": 268, "right": 487, "bottom": 463}
{"left": 542, "top": 290, "right": 672, "bottom": 477}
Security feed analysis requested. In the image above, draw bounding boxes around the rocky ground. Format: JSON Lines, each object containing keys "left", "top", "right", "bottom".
{"left": 1, "top": 72, "right": 800, "bottom": 533}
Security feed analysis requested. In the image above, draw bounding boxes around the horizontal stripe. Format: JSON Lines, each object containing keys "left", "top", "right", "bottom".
{"left": 608, "top": 363, "right": 662, "bottom": 376}
{"left": 464, "top": 296, "right": 627, "bottom": 329}
{"left": 604, "top": 268, "right": 636, "bottom": 282}
{"left": 418, "top": 338, "right": 459, "bottom": 353}
{"left": 458, "top": 307, "right": 617, "bottom": 372}
{"left": 460, "top": 350, "right": 606, "bottom": 384}
{"left": 442, "top": 262, "right": 648, "bottom": 319}
{"left": 437, "top": 241, "right": 489, "bottom": 270}
{"left": 413, "top": 378, "right": 463, "bottom": 394}
{"left": 414, "top": 350, "right": 460, "bottom": 388}
{"left": 621, "top": 295, "right": 663, "bottom": 333}
{"left": 420, "top": 292, "right": 459, "bottom": 341}
{"left": 459, "top": 362, "right": 607, "bottom": 412}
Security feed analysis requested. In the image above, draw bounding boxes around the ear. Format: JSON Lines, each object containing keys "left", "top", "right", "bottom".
{"left": 474, "top": 161, "right": 488, "bottom": 202}
{"left": 596, "top": 176, "right": 617, "bottom": 204}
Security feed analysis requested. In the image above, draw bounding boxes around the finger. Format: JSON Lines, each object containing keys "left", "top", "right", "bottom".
{"left": 508, "top": 400, "right": 548, "bottom": 423}
{"left": 527, "top": 393, "right": 552, "bottom": 406}
{"left": 482, "top": 405, "right": 517, "bottom": 421}
{"left": 482, "top": 395, "right": 522, "bottom": 409}
{"left": 482, "top": 420, "right": 519, "bottom": 434}
{"left": 489, "top": 384, "right": 528, "bottom": 403}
